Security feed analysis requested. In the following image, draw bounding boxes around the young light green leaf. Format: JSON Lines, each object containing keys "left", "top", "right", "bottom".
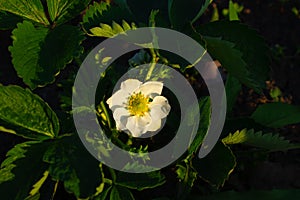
{"left": 90, "top": 20, "right": 137, "bottom": 37}
{"left": 197, "top": 21, "right": 269, "bottom": 91}
{"left": 110, "top": 186, "right": 135, "bottom": 200}
{"left": 169, "top": 0, "right": 212, "bottom": 30}
{"left": 251, "top": 102, "right": 300, "bottom": 128}
{"left": 9, "top": 21, "right": 84, "bottom": 89}
{"left": 46, "top": 0, "right": 91, "bottom": 25}
{"left": 115, "top": 171, "right": 165, "bottom": 191}
{"left": 222, "top": 129, "right": 299, "bottom": 151}
{"left": 43, "top": 135, "right": 102, "bottom": 198}
{"left": 193, "top": 142, "right": 236, "bottom": 188}
{"left": 0, "top": 141, "right": 49, "bottom": 200}
{"left": 0, "top": 11, "right": 23, "bottom": 30}
{"left": 0, "top": 85, "right": 59, "bottom": 140}
{"left": 0, "top": 0, "right": 49, "bottom": 25}
{"left": 28, "top": 171, "right": 49, "bottom": 197}
{"left": 229, "top": 0, "right": 239, "bottom": 21}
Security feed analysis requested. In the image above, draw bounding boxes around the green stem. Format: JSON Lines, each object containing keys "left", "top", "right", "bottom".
{"left": 109, "top": 168, "right": 117, "bottom": 183}
{"left": 100, "top": 101, "right": 112, "bottom": 129}
{"left": 145, "top": 48, "right": 158, "bottom": 81}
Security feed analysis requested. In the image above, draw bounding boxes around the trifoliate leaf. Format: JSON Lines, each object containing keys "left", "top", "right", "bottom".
{"left": 0, "top": 85, "right": 59, "bottom": 140}
{"left": 90, "top": 20, "right": 137, "bottom": 37}
{"left": 46, "top": 0, "right": 91, "bottom": 25}
{"left": 222, "top": 129, "right": 300, "bottom": 151}
{"left": 0, "top": 141, "right": 49, "bottom": 200}
{"left": 193, "top": 142, "right": 236, "bottom": 188}
{"left": 251, "top": 102, "right": 300, "bottom": 128}
{"left": 0, "top": 0, "right": 49, "bottom": 25}
{"left": 9, "top": 21, "right": 84, "bottom": 89}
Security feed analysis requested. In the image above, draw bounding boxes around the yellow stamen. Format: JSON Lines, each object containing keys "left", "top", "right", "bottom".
{"left": 127, "top": 92, "right": 150, "bottom": 116}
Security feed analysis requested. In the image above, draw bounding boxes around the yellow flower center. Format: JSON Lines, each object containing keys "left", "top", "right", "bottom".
{"left": 127, "top": 92, "right": 150, "bottom": 116}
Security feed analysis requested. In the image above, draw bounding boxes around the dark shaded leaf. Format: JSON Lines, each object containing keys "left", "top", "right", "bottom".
{"left": 193, "top": 142, "right": 236, "bottom": 187}
{"left": 0, "top": 141, "right": 49, "bottom": 200}
{"left": 251, "top": 102, "right": 300, "bottom": 128}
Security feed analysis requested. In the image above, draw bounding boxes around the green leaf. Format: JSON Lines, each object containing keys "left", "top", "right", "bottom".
{"left": 115, "top": 171, "right": 165, "bottom": 191}
{"left": 222, "top": 129, "right": 299, "bottom": 151}
{"left": 188, "top": 97, "right": 211, "bottom": 154}
{"left": 251, "top": 102, "right": 300, "bottom": 128}
{"left": 9, "top": 21, "right": 84, "bottom": 89}
{"left": 90, "top": 20, "right": 137, "bottom": 37}
{"left": 46, "top": 0, "right": 91, "bottom": 25}
{"left": 0, "top": 85, "right": 59, "bottom": 140}
{"left": 188, "top": 189, "right": 300, "bottom": 200}
{"left": 193, "top": 142, "right": 236, "bottom": 187}
{"left": 0, "top": 141, "right": 49, "bottom": 200}
{"left": 27, "top": 171, "right": 49, "bottom": 197}
{"left": 175, "top": 163, "right": 198, "bottom": 200}
{"left": 225, "top": 74, "right": 241, "bottom": 114}
{"left": 197, "top": 21, "right": 269, "bottom": 91}
{"left": 0, "top": 0, "right": 49, "bottom": 25}
{"left": 43, "top": 135, "right": 102, "bottom": 198}
{"left": 94, "top": 186, "right": 112, "bottom": 200}
{"left": 202, "top": 36, "right": 261, "bottom": 91}
{"left": 168, "top": 0, "right": 212, "bottom": 30}
{"left": 0, "top": 11, "right": 23, "bottom": 30}
{"left": 82, "top": 2, "right": 134, "bottom": 31}
{"left": 110, "top": 186, "right": 135, "bottom": 200}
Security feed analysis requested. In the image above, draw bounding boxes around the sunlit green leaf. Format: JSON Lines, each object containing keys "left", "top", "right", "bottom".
{"left": 46, "top": 0, "right": 91, "bottom": 25}
{"left": 193, "top": 142, "right": 236, "bottom": 187}
{"left": 90, "top": 20, "right": 137, "bottom": 37}
{"left": 251, "top": 102, "right": 300, "bottom": 128}
{"left": 0, "top": 85, "right": 59, "bottom": 140}
{"left": 9, "top": 21, "right": 84, "bottom": 89}
{"left": 222, "top": 129, "right": 299, "bottom": 151}
{"left": 0, "top": 0, "right": 49, "bottom": 25}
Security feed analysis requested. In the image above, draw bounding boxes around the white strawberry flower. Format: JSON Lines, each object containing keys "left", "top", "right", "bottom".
{"left": 106, "top": 79, "right": 171, "bottom": 137}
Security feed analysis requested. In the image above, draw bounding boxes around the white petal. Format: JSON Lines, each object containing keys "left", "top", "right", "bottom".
{"left": 149, "top": 96, "right": 171, "bottom": 120}
{"left": 106, "top": 90, "right": 129, "bottom": 109}
{"left": 113, "top": 107, "right": 130, "bottom": 130}
{"left": 120, "top": 79, "right": 142, "bottom": 94}
{"left": 147, "top": 118, "right": 162, "bottom": 132}
{"left": 136, "top": 81, "right": 163, "bottom": 98}
{"left": 126, "top": 115, "right": 151, "bottom": 137}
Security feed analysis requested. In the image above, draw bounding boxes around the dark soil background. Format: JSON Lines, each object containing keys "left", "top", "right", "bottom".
{"left": 0, "top": 0, "right": 299, "bottom": 198}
